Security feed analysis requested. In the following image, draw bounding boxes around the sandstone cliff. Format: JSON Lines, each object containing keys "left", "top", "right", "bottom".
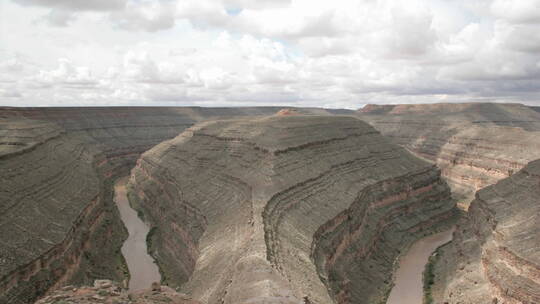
{"left": 128, "top": 114, "right": 457, "bottom": 304}
{"left": 426, "top": 159, "right": 540, "bottom": 304}
{"left": 357, "top": 103, "right": 540, "bottom": 208}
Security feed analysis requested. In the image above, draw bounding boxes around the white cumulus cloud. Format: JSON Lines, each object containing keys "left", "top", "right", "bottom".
{"left": 1, "top": 0, "right": 540, "bottom": 107}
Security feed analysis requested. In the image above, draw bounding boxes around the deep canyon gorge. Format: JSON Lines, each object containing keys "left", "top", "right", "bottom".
{"left": 0, "top": 103, "right": 538, "bottom": 304}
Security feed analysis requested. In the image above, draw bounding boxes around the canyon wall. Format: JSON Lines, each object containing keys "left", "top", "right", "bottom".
{"left": 357, "top": 103, "right": 540, "bottom": 208}
{"left": 0, "top": 118, "right": 128, "bottom": 304}
{"left": 1, "top": 106, "right": 349, "bottom": 179}
{"left": 128, "top": 114, "right": 457, "bottom": 304}
{"left": 426, "top": 159, "right": 540, "bottom": 304}
{"left": 0, "top": 107, "right": 347, "bottom": 303}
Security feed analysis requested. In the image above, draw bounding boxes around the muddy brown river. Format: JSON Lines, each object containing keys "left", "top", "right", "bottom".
{"left": 114, "top": 177, "right": 161, "bottom": 291}
{"left": 114, "top": 175, "right": 453, "bottom": 297}
{"left": 386, "top": 228, "right": 454, "bottom": 304}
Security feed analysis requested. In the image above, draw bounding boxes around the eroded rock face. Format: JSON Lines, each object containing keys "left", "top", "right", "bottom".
{"left": 427, "top": 159, "right": 540, "bottom": 304}
{"left": 0, "top": 118, "right": 63, "bottom": 158}
{"left": 357, "top": 103, "right": 540, "bottom": 208}
{"left": 128, "top": 115, "right": 457, "bottom": 304}
{"left": 0, "top": 107, "right": 350, "bottom": 303}
{"left": 0, "top": 107, "right": 205, "bottom": 303}
{"left": 1, "top": 106, "right": 351, "bottom": 179}
{"left": 0, "top": 119, "right": 128, "bottom": 304}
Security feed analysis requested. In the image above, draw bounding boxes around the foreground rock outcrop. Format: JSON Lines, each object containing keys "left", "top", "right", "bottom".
{"left": 128, "top": 114, "right": 457, "bottom": 304}
{"left": 0, "top": 107, "right": 349, "bottom": 304}
{"left": 35, "top": 280, "right": 200, "bottom": 304}
{"left": 358, "top": 103, "right": 540, "bottom": 208}
{"left": 426, "top": 159, "right": 540, "bottom": 304}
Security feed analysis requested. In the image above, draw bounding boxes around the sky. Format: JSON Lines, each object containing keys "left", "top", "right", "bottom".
{"left": 0, "top": 0, "right": 539, "bottom": 109}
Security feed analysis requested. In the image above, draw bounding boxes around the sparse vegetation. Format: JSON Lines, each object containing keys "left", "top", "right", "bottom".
{"left": 423, "top": 255, "right": 436, "bottom": 304}
{"left": 423, "top": 242, "right": 451, "bottom": 304}
{"left": 97, "top": 289, "right": 109, "bottom": 296}
{"left": 146, "top": 227, "right": 158, "bottom": 250}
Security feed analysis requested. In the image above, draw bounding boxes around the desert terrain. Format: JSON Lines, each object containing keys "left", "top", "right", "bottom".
{"left": 0, "top": 104, "right": 538, "bottom": 304}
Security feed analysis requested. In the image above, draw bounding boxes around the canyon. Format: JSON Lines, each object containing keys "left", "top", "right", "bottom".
{"left": 426, "top": 159, "right": 540, "bottom": 304}
{"left": 357, "top": 103, "right": 540, "bottom": 208}
{"left": 0, "top": 104, "right": 538, "bottom": 304}
{"left": 127, "top": 114, "right": 456, "bottom": 303}
{"left": 356, "top": 103, "right": 540, "bottom": 304}
{"left": 0, "top": 106, "right": 344, "bottom": 304}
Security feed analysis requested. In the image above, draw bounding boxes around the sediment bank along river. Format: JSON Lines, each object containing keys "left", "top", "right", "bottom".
{"left": 114, "top": 177, "right": 161, "bottom": 291}
{"left": 386, "top": 228, "right": 455, "bottom": 304}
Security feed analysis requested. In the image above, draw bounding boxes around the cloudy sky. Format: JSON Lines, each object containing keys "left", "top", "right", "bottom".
{"left": 0, "top": 0, "right": 539, "bottom": 108}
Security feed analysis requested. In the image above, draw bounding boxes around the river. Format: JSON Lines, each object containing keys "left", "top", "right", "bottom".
{"left": 386, "top": 228, "right": 454, "bottom": 304}
{"left": 114, "top": 177, "right": 161, "bottom": 291}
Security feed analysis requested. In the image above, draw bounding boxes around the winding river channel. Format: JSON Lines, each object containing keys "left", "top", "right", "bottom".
{"left": 114, "top": 175, "right": 453, "bottom": 297}
{"left": 114, "top": 177, "right": 161, "bottom": 291}
{"left": 386, "top": 228, "right": 454, "bottom": 304}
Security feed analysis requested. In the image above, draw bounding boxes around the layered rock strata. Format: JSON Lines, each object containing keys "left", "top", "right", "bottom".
{"left": 128, "top": 115, "right": 457, "bottom": 304}
{"left": 0, "top": 118, "right": 127, "bottom": 304}
{"left": 1, "top": 107, "right": 350, "bottom": 179}
{"left": 426, "top": 159, "right": 540, "bottom": 304}
{"left": 0, "top": 106, "right": 348, "bottom": 303}
{"left": 357, "top": 103, "right": 540, "bottom": 208}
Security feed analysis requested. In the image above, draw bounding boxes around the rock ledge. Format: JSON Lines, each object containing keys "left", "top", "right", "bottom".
{"left": 35, "top": 280, "right": 200, "bottom": 304}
